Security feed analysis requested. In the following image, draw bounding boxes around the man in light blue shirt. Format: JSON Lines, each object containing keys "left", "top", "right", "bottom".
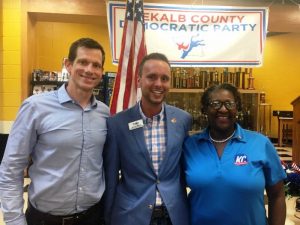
{"left": 0, "top": 38, "right": 109, "bottom": 225}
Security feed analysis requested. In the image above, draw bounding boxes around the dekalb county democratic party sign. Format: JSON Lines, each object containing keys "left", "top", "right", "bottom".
{"left": 107, "top": 2, "right": 269, "bottom": 67}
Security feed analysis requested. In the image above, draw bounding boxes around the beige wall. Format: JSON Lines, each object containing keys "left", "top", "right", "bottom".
{"left": 0, "top": 0, "right": 21, "bottom": 133}
{"left": 0, "top": 0, "right": 299, "bottom": 138}
{"left": 255, "top": 33, "right": 300, "bottom": 137}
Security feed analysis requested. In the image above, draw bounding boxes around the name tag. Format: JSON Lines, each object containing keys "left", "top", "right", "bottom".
{"left": 128, "top": 119, "right": 144, "bottom": 130}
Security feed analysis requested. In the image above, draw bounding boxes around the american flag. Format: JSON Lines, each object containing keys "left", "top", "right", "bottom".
{"left": 292, "top": 162, "right": 300, "bottom": 173}
{"left": 110, "top": 0, "right": 147, "bottom": 114}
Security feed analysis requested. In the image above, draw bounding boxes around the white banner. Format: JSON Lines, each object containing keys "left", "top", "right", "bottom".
{"left": 107, "top": 2, "right": 269, "bottom": 67}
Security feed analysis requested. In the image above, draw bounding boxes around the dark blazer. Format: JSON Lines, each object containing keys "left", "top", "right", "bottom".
{"left": 103, "top": 103, "right": 192, "bottom": 225}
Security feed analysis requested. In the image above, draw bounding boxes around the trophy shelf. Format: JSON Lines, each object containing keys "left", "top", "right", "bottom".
{"left": 169, "top": 88, "right": 260, "bottom": 94}
{"left": 166, "top": 88, "right": 261, "bottom": 132}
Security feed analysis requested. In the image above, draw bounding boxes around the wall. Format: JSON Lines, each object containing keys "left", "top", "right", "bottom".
{"left": 34, "top": 20, "right": 115, "bottom": 73}
{"left": 0, "top": 0, "right": 21, "bottom": 133}
{"left": 31, "top": 27, "right": 300, "bottom": 138}
{"left": 0, "top": 0, "right": 299, "bottom": 138}
{"left": 255, "top": 33, "right": 300, "bottom": 137}
{"left": 0, "top": 0, "right": 117, "bottom": 133}
{"left": 0, "top": 1, "right": 2, "bottom": 122}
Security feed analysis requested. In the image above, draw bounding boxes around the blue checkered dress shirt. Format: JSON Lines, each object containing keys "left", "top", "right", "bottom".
{"left": 139, "top": 103, "right": 167, "bottom": 205}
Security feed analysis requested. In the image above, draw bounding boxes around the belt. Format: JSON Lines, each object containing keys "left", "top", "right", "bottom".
{"left": 152, "top": 205, "right": 169, "bottom": 219}
{"left": 27, "top": 201, "right": 100, "bottom": 225}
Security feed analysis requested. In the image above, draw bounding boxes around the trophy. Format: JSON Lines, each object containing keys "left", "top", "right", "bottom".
{"left": 181, "top": 69, "right": 187, "bottom": 88}
{"left": 247, "top": 68, "right": 255, "bottom": 90}
{"left": 194, "top": 68, "right": 201, "bottom": 88}
{"left": 235, "top": 67, "right": 241, "bottom": 88}
{"left": 241, "top": 68, "right": 246, "bottom": 89}
{"left": 213, "top": 70, "right": 219, "bottom": 85}
{"left": 173, "top": 68, "right": 181, "bottom": 88}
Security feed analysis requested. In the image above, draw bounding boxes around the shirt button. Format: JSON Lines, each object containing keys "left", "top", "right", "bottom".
{"left": 156, "top": 180, "right": 160, "bottom": 184}
{"left": 79, "top": 187, "right": 82, "bottom": 191}
{"left": 148, "top": 204, "right": 153, "bottom": 209}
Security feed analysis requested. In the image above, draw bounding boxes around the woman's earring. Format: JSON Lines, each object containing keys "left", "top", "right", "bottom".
{"left": 236, "top": 111, "right": 243, "bottom": 120}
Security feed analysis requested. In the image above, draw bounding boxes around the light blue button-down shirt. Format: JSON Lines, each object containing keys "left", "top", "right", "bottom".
{"left": 0, "top": 84, "right": 110, "bottom": 225}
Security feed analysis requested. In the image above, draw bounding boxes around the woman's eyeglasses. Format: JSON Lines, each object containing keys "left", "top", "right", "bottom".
{"left": 208, "top": 100, "right": 236, "bottom": 110}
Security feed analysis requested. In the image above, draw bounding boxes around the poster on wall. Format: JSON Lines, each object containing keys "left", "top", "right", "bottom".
{"left": 107, "top": 2, "right": 269, "bottom": 67}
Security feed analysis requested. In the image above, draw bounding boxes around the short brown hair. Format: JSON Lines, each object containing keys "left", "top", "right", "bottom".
{"left": 68, "top": 38, "right": 105, "bottom": 66}
{"left": 138, "top": 53, "right": 170, "bottom": 77}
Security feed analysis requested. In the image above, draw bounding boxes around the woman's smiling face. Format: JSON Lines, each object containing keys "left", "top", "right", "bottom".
{"left": 206, "top": 89, "right": 238, "bottom": 133}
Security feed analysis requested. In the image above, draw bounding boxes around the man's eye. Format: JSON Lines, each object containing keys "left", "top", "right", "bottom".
{"left": 161, "top": 76, "right": 170, "bottom": 82}
{"left": 79, "top": 60, "right": 88, "bottom": 66}
{"left": 147, "top": 75, "right": 156, "bottom": 80}
{"left": 93, "top": 63, "right": 102, "bottom": 69}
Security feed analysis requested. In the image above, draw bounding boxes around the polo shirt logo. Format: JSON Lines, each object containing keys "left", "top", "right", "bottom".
{"left": 234, "top": 154, "right": 248, "bottom": 165}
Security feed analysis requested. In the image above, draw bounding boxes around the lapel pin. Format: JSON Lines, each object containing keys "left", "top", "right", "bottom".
{"left": 171, "top": 118, "right": 177, "bottom": 123}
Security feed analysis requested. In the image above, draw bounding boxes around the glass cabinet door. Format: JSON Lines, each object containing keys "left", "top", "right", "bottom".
{"left": 166, "top": 89, "right": 260, "bottom": 133}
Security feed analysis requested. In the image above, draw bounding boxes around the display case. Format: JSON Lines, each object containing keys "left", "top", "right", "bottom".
{"left": 30, "top": 69, "right": 116, "bottom": 106}
{"left": 166, "top": 88, "right": 261, "bottom": 133}
{"left": 166, "top": 67, "right": 261, "bottom": 133}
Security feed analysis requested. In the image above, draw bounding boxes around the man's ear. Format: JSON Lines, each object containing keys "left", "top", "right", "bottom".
{"left": 64, "top": 59, "right": 72, "bottom": 74}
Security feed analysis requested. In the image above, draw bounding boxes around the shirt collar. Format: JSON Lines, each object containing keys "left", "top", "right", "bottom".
{"left": 233, "top": 123, "right": 245, "bottom": 142}
{"left": 58, "top": 84, "right": 73, "bottom": 104}
{"left": 196, "top": 123, "right": 245, "bottom": 142}
{"left": 138, "top": 101, "right": 165, "bottom": 123}
{"left": 58, "top": 83, "right": 97, "bottom": 108}
{"left": 90, "top": 95, "right": 97, "bottom": 108}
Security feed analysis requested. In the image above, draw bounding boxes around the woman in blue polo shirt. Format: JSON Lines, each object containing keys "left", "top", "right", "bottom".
{"left": 183, "top": 83, "right": 286, "bottom": 225}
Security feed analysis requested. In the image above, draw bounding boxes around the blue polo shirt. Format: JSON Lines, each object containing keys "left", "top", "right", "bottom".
{"left": 183, "top": 124, "right": 286, "bottom": 225}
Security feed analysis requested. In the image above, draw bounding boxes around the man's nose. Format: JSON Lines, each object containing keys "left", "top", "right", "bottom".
{"left": 154, "top": 78, "right": 163, "bottom": 86}
{"left": 85, "top": 63, "right": 94, "bottom": 73}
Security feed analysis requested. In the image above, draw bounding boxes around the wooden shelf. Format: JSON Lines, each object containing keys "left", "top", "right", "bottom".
{"left": 169, "top": 88, "right": 261, "bottom": 94}
{"left": 31, "top": 81, "right": 65, "bottom": 85}
{"left": 169, "top": 88, "right": 203, "bottom": 93}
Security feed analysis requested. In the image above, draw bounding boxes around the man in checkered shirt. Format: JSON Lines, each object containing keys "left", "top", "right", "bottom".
{"left": 103, "top": 53, "right": 192, "bottom": 225}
